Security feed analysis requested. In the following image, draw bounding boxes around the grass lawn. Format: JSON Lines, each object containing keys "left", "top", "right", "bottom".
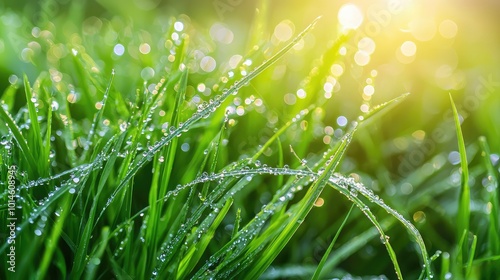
{"left": 1, "top": 0, "right": 499, "bottom": 279}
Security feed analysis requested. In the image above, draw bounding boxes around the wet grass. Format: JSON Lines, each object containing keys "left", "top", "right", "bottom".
{"left": 1, "top": 1, "right": 500, "bottom": 279}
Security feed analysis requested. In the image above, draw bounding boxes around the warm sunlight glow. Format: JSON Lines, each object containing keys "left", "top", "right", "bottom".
{"left": 409, "top": 18, "right": 436, "bottom": 41}
{"left": 338, "top": 3, "right": 364, "bottom": 30}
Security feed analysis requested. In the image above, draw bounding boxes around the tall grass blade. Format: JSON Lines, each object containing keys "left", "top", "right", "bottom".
{"left": 450, "top": 94, "right": 470, "bottom": 270}
{"left": 95, "top": 16, "right": 321, "bottom": 223}
{"left": 478, "top": 136, "right": 500, "bottom": 250}
{"left": 312, "top": 204, "right": 354, "bottom": 280}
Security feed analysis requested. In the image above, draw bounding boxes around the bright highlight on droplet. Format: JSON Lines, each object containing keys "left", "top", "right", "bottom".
{"left": 337, "top": 116, "right": 348, "bottom": 127}
{"left": 296, "top": 89, "right": 306, "bottom": 99}
{"left": 174, "top": 21, "right": 184, "bottom": 32}
{"left": 338, "top": 4, "right": 364, "bottom": 30}
{"left": 401, "top": 41, "right": 417, "bottom": 57}
{"left": 330, "top": 64, "right": 344, "bottom": 76}
{"left": 229, "top": 54, "right": 242, "bottom": 69}
{"left": 210, "top": 23, "right": 234, "bottom": 44}
{"left": 354, "top": 50, "right": 370, "bottom": 66}
{"left": 314, "top": 197, "right": 325, "bottom": 207}
{"left": 358, "top": 37, "right": 376, "bottom": 54}
{"left": 200, "top": 56, "right": 216, "bottom": 72}
{"left": 197, "top": 83, "right": 206, "bottom": 92}
{"left": 363, "top": 85, "right": 375, "bottom": 96}
{"left": 323, "top": 82, "right": 334, "bottom": 93}
{"left": 139, "top": 43, "right": 151, "bottom": 54}
{"left": 113, "top": 44, "right": 125, "bottom": 56}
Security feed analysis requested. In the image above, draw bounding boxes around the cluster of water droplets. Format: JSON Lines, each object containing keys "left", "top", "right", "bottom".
{"left": 114, "top": 221, "right": 134, "bottom": 257}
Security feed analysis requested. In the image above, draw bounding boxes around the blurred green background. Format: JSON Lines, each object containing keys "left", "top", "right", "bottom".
{"left": 1, "top": 0, "right": 500, "bottom": 277}
{"left": 2, "top": 0, "right": 499, "bottom": 141}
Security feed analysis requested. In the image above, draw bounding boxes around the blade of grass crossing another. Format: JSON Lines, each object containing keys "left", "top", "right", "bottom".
{"left": 85, "top": 227, "right": 110, "bottom": 280}
{"left": 243, "top": 132, "right": 352, "bottom": 280}
{"left": 36, "top": 193, "right": 72, "bottom": 279}
{"left": 95, "top": 16, "right": 322, "bottom": 224}
{"left": 465, "top": 235, "right": 477, "bottom": 278}
{"left": 177, "top": 198, "right": 233, "bottom": 278}
{"left": 145, "top": 70, "right": 187, "bottom": 259}
{"left": 329, "top": 181, "right": 404, "bottom": 280}
{"left": 0, "top": 97, "right": 37, "bottom": 174}
{"left": 70, "top": 134, "right": 125, "bottom": 279}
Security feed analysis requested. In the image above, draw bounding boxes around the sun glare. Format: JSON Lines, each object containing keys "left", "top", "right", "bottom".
{"left": 338, "top": 3, "right": 364, "bottom": 31}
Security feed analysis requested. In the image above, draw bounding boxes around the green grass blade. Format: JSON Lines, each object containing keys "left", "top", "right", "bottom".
{"left": 312, "top": 204, "right": 354, "bottom": 280}
{"left": 0, "top": 95, "right": 38, "bottom": 174}
{"left": 23, "top": 75, "right": 43, "bottom": 156}
{"left": 85, "top": 227, "right": 110, "bottom": 280}
{"left": 81, "top": 70, "right": 115, "bottom": 161}
{"left": 42, "top": 85, "right": 53, "bottom": 172}
{"left": 450, "top": 94, "right": 470, "bottom": 268}
{"left": 465, "top": 234, "right": 477, "bottom": 277}
{"left": 96, "top": 16, "right": 321, "bottom": 223}
{"left": 70, "top": 134, "right": 124, "bottom": 279}
{"left": 478, "top": 136, "right": 500, "bottom": 260}
{"left": 36, "top": 194, "right": 72, "bottom": 279}
{"left": 439, "top": 252, "right": 451, "bottom": 280}
{"left": 243, "top": 132, "right": 352, "bottom": 280}
{"left": 329, "top": 180, "right": 404, "bottom": 280}
{"left": 178, "top": 198, "right": 233, "bottom": 278}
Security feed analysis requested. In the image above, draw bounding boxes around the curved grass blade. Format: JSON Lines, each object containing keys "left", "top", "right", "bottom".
{"left": 329, "top": 175, "right": 432, "bottom": 278}
{"left": 329, "top": 179, "right": 404, "bottom": 279}
{"left": 242, "top": 132, "right": 352, "bottom": 280}
{"left": 95, "top": 16, "right": 322, "bottom": 223}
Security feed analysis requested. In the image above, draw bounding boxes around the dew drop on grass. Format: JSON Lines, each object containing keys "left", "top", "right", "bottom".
{"left": 34, "top": 229, "right": 42, "bottom": 236}
{"left": 119, "top": 122, "right": 127, "bottom": 132}
{"left": 69, "top": 188, "right": 76, "bottom": 194}
{"left": 380, "top": 235, "right": 387, "bottom": 244}
{"left": 491, "top": 154, "right": 499, "bottom": 166}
